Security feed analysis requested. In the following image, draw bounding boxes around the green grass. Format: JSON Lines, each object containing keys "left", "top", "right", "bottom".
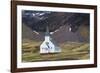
{"left": 22, "top": 40, "right": 90, "bottom": 62}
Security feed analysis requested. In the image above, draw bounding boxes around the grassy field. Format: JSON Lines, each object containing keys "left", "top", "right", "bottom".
{"left": 22, "top": 39, "right": 90, "bottom": 62}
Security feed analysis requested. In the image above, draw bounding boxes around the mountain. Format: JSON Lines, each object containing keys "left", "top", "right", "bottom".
{"left": 22, "top": 23, "right": 89, "bottom": 43}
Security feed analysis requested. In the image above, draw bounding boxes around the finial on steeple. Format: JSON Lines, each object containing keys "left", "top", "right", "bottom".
{"left": 45, "top": 26, "right": 49, "bottom": 35}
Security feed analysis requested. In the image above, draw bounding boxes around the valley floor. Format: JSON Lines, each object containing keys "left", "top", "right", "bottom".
{"left": 22, "top": 40, "right": 90, "bottom": 62}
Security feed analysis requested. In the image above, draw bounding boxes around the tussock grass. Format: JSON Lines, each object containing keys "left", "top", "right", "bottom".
{"left": 22, "top": 40, "right": 90, "bottom": 62}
